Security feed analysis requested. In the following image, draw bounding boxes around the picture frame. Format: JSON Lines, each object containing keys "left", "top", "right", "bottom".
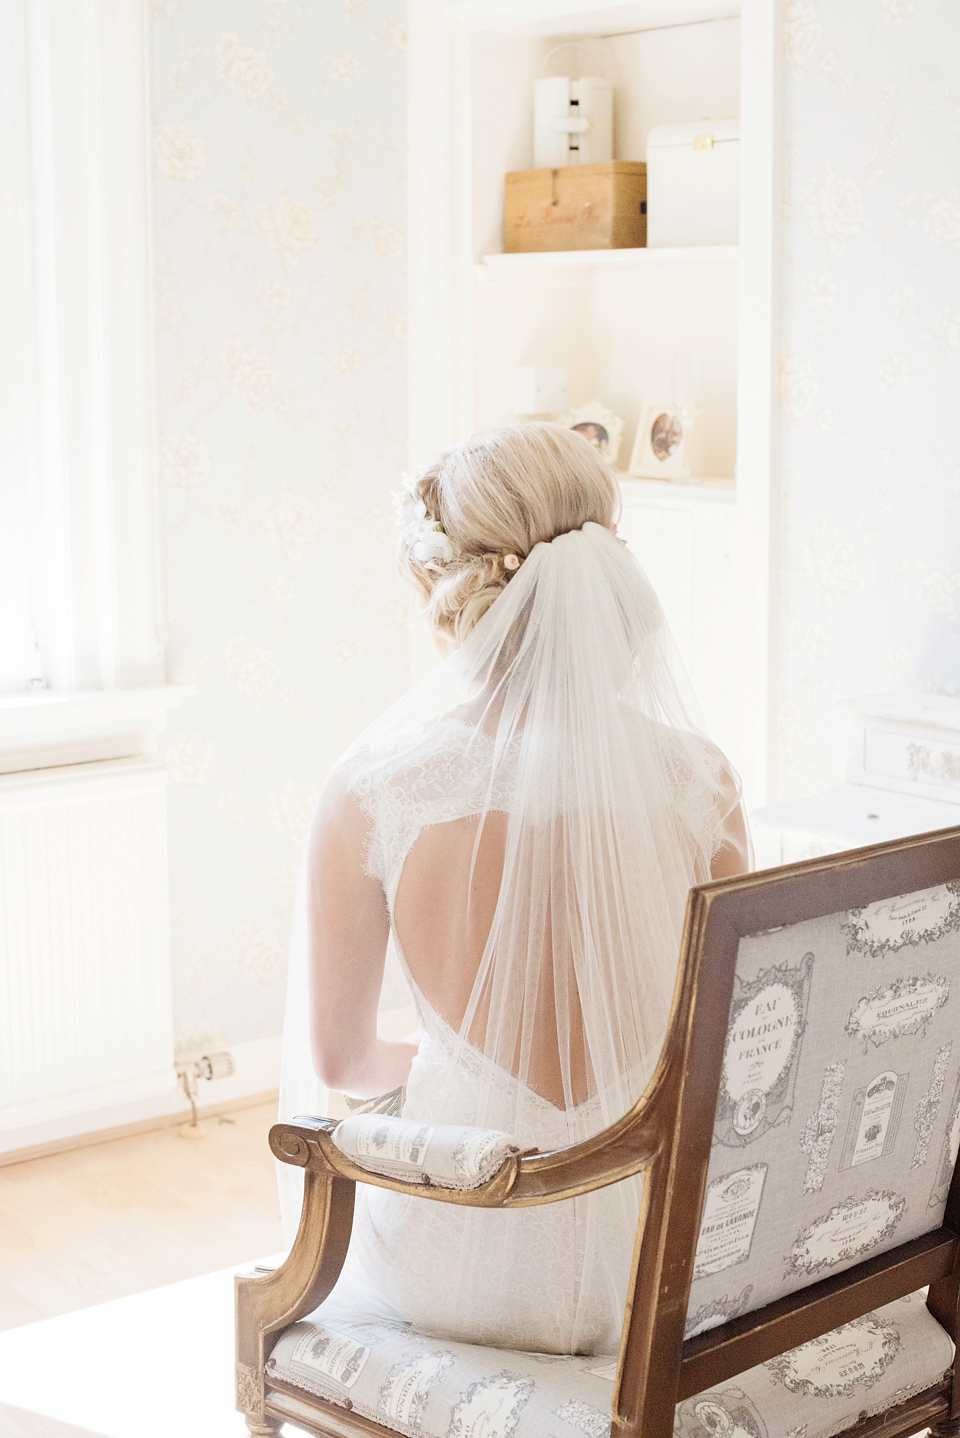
{"left": 628, "top": 397, "right": 691, "bottom": 480}
{"left": 558, "top": 402, "right": 624, "bottom": 467}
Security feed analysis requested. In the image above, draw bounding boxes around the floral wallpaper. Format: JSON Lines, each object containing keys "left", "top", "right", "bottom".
{"left": 777, "top": 0, "right": 960, "bottom": 798}
{"left": 150, "top": 0, "right": 408, "bottom": 1047}
{"left": 150, "top": 0, "right": 960, "bottom": 1045}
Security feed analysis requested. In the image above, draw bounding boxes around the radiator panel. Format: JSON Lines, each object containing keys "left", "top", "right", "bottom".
{"left": 0, "top": 760, "right": 175, "bottom": 1131}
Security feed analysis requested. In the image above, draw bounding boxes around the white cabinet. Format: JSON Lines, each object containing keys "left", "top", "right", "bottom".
{"left": 750, "top": 693, "right": 960, "bottom": 868}
{"left": 408, "top": 0, "right": 779, "bottom": 804}
{"left": 619, "top": 479, "right": 738, "bottom": 757}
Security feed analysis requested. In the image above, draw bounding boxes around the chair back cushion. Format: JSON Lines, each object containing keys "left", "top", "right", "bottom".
{"left": 685, "top": 879, "right": 960, "bottom": 1336}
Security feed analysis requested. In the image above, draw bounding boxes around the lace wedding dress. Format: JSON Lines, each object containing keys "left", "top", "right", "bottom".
{"left": 280, "top": 523, "right": 746, "bottom": 1357}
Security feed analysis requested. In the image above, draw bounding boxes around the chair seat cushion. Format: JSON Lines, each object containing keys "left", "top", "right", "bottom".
{"left": 268, "top": 1290, "right": 953, "bottom": 1438}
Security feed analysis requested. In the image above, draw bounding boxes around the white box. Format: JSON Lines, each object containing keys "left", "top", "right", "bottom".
{"left": 646, "top": 118, "right": 739, "bottom": 248}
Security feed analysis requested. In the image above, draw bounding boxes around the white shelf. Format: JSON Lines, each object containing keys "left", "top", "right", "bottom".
{"left": 620, "top": 475, "right": 736, "bottom": 505}
{"left": 480, "top": 244, "right": 738, "bottom": 269}
{"left": 447, "top": 0, "right": 740, "bottom": 38}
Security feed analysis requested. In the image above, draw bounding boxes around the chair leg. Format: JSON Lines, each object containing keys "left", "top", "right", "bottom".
{"left": 245, "top": 1417, "right": 283, "bottom": 1437}
{"left": 930, "top": 1418, "right": 960, "bottom": 1438}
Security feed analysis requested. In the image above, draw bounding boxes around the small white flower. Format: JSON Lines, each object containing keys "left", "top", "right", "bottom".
{"left": 166, "top": 42, "right": 204, "bottom": 96}
{"left": 891, "top": 284, "right": 917, "bottom": 318}
{"left": 262, "top": 486, "right": 320, "bottom": 556}
{"left": 917, "top": 566, "right": 960, "bottom": 616}
{"left": 218, "top": 790, "right": 252, "bottom": 827}
{"left": 264, "top": 576, "right": 295, "bottom": 604}
{"left": 334, "top": 635, "right": 365, "bottom": 666}
{"left": 808, "top": 275, "right": 836, "bottom": 310}
{"left": 220, "top": 335, "right": 275, "bottom": 408}
{"left": 781, "top": 354, "right": 818, "bottom": 419}
{"left": 379, "top": 18, "right": 407, "bottom": 50}
{"left": 271, "top": 93, "right": 308, "bottom": 133}
{"left": 154, "top": 123, "right": 207, "bottom": 182}
{"left": 800, "top": 528, "right": 858, "bottom": 596}
{"left": 335, "top": 346, "right": 363, "bottom": 374}
{"left": 266, "top": 779, "right": 319, "bottom": 843}
{"left": 217, "top": 30, "right": 273, "bottom": 103}
{"left": 165, "top": 732, "right": 218, "bottom": 786}
{"left": 257, "top": 189, "right": 317, "bottom": 262}
{"left": 393, "top": 476, "right": 456, "bottom": 566}
{"left": 371, "top": 221, "right": 404, "bottom": 258}
{"left": 330, "top": 50, "right": 363, "bottom": 80}
{"left": 785, "top": 1, "right": 821, "bottom": 73}
{"left": 924, "top": 189, "right": 960, "bottom": 246}
{"left": 224, "top": 635, "right": 279, "bottom": 701}
{"left": 412, "top": 527, "right": 456, "bottom": 565}
{"left": 878, "top": 358, "right": 911, "bottom": 392}
{"left": 208, "top": 192, "right": 247, "bottom": 233}
{"left": 231, "top": 923, "right": 283, "bottom": 987}
{"left": 392, "top": 485, "right": 428, "bottom": 529}
{"left": 937, "top": 311, "right": 960, "bottom": 349}
{"left": 161, "top": 433, "right": 211, "bottom": 490}
{"left": 804, "top": 163, "right": 867, "bottom": 255}
{"left": 261, "top": 281, "right": 292, "bottom": 309}
{"left": 382, "top": 309, "right": 407, "bottom": 340}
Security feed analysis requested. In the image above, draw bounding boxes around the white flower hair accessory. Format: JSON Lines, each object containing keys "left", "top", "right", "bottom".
{"left": 393, "top": 475, "right": 457, "bottom": 570}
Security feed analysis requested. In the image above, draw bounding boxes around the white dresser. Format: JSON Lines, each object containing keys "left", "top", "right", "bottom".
{"left": 752, "top": 692, "right": 960, "bottom": 868}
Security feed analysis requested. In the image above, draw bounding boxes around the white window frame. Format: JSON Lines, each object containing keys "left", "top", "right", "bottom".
{"left": 0, "top": 0, "right": 186, "bottom": 767}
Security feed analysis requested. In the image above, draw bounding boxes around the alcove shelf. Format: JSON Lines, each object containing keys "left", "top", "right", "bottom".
{"left": 409, "top": 0, "right": 779, "bottom": 802}
{"left": 619, "top": 476, "right": 735, "bottom": 499}
{"left": 479, "top": 244, "right": 739, "bottom": 271}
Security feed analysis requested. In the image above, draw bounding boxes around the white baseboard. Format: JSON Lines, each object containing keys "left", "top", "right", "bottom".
{"left": 0, "top": 1034, "right": 282, "bottom": 1157}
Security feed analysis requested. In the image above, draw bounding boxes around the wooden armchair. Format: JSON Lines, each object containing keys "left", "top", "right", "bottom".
{"left": 237, "top": 826, "right": 960, "bottom": 1438}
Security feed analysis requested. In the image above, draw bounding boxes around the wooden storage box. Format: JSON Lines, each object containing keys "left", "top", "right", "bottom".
{"left": 503, "top": 160, "right": 647, "bottom": 253}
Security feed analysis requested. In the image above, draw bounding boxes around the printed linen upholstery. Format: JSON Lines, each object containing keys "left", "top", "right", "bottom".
{"left": 333, "top": 1115, "right": 521, "bottom": 1189}
{"left": 686, "top": 881, "right": 960, "bottom": 1336}
{"left": 270, "top": 1291, "right": 952, "bottom": 1438}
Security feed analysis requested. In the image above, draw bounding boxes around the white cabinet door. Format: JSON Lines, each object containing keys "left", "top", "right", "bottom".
{"left": 618, "top": 480, "right": 738, "bottom": 758}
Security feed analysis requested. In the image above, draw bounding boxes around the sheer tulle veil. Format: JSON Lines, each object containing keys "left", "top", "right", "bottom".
{"left": 279, "top": 505, "right": 745, "bottom": 1350}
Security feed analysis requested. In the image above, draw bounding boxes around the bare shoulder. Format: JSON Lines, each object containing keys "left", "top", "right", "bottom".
{"left": 307, "top": 758, "right": 372, "bottom": 858}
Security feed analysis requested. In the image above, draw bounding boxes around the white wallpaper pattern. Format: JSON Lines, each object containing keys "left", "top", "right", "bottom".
{"left": 777, "top": 0, "right": 960, "bottom": 798}
{"left": 151, "top": 0, "right": 408, "bottom": 1046}
{"left": 152, "top": 1, "right": 960, "bottom": 1045}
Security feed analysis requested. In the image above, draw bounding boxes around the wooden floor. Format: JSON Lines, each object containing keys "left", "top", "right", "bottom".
{"left": 0, "top": 1100, "right": 284, "bottom": 1331}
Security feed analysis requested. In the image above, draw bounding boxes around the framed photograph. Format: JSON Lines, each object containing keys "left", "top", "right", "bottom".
{"left": 558, "top": 402, "right": 624, "bottom": 467}
{"left": 628, "top": 398, "right": 690, "bottom": 480}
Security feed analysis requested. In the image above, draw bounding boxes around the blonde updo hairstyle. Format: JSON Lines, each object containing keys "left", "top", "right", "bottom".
{"left": 401, "top": 423, "right": 619, "bottom": 643}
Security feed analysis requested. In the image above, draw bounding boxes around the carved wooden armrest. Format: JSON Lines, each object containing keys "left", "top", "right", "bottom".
{"left": 271, "top": 1088, "right": 664, "bottom": 1209}
{"left": 272, "top": 1116, "right": 536, "bottom": 1205}
{"left": 238, "top": 1092, "right": 665, "bottom": 1422}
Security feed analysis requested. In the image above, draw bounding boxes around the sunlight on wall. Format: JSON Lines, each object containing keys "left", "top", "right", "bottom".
{"left": 777, "top": 0, "right": 960, "bottom": 799}
{"left": 151, "top": 0, "right": 408, "bottom": 1046}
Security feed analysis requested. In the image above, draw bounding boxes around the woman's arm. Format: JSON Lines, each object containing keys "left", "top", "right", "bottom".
{"left": 306, "top": 776, "right": 417, "bottom": 1098}
{"left": 710, "top": 760, "right": 752, "bottom": 880}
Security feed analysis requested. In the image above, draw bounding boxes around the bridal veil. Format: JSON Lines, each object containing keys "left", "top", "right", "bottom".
{"left": 279, "top": 443, "right": 746, "bottom": 1352}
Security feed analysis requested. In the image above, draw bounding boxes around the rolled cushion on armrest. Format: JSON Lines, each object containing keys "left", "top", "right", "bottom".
{"left": 332, "top": 1114, "right": 522, "bottom": 1190}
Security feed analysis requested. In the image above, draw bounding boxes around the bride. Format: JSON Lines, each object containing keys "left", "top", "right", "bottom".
{"left": 280, "top": 422, "right": 749, "bottom": 1358}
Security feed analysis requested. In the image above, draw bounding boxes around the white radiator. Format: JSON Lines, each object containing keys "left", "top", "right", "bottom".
{"left": 0, "top": 758, "right": 176, "bottom": 1144}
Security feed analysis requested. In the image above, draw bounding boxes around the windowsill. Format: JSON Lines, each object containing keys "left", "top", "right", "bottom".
{"left": 0, "top": 686, "right": 193, "bottom": 775}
